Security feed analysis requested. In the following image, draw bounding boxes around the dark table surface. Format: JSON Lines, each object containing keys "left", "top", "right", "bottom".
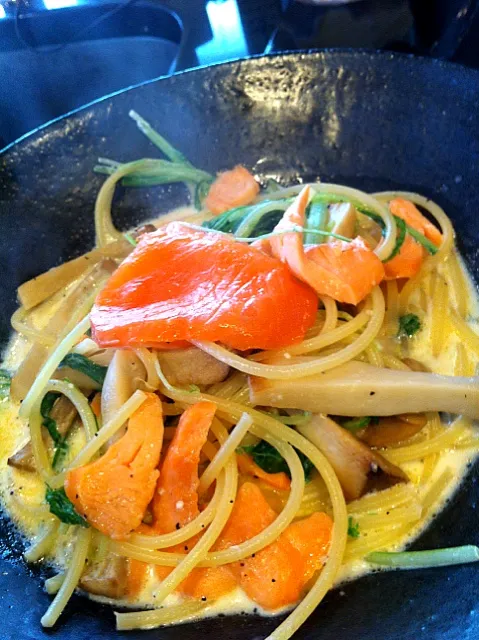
{"left": 1, "top": 0, "right": 479, "bottom": 147}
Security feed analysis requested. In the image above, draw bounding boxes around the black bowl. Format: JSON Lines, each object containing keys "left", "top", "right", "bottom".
{"left": 1, "top": 51, "right": 479, "bottom": 640}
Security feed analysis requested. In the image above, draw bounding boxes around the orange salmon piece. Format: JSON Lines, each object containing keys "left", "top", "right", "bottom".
{"left": 238, "top": 512, "right": 333, "bottom": 610}
{"left": 205, "top": 166, "right": 260, "bottom": 215}
{"left": 215, "top": 482, "right": 277, "bottom": 550}
{"left": 384, "top": 198, "right": 442, "bottom": 280}
{"left": 152, "top": 401, "right": 216, "bottom": 533}
{"left": 91, "top": 222, "right": 318, "bottom": 352}
{"left": 305, "top": 237, "right": 385, "bottom": 305}
{"left": 65, "top": 393, "right": 164, "bottom": 540}
{"left": 236, "top": 454, "right": 291, "bottom": 492}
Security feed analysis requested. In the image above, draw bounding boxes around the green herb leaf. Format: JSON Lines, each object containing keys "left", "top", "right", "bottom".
{"left": 341, "top": 416, "right": 371, "bottom": 433}
{"left": 398, "top": 314, "right": 421, "bottom": 338}
{"left": 383, "top": 216, "right": 407, "bottom": 262}
{"left": 40, "top": 392, "right": 63, "bottom": 446}
{"left": 0, "top": 369, "right": 11, "bottom": 400}
{"left": 238, "top": 440, "right": 314, "bottom": 481}
{"left": 347, "top": 516, "right": 360, "bottom": 539}
{"left": 51, "top": 441, "right": 69, "bottom": 471}
{"left": 45, "top": 487, "right": 89, "bottom": 527}
{"left": 40, "top": 392, "right": 69, "bottom": 471}
{"left": 58, "top": 353, "right": 108, "bottom": 386}
{"left": 187, "top": 384, "right": 200, "bottom": 394}
{"left": 202, "top": 204, "right": 252, "bottom": 234}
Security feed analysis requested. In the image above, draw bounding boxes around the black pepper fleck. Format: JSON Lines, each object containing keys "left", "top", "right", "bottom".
{"left": 201, "top": 596, "right": 207, "bottom": 602}
{"left": 369, "top": 391, "right": 375, "bottom": 396}
{"left": 271, "top": 579, "right": 276, "bottom": 583}
{"left": 184, "top": 545, "right": 189, "bottom": 551}
{"left": 175, "top": 522, "right": 180, "bottom": 530}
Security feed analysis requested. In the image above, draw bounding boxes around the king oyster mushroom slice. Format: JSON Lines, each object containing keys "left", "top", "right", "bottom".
{"left": 101, "top": 350, "right": 147, "bottom": 444}
{"left": 297, "top": 413, "right": 407, "bottom": 501}
{"left": 249, "top": 361, "right": 479, "bottom": 419}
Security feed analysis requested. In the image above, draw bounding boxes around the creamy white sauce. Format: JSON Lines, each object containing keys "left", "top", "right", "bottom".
{"left": 1, "top": 243, "right": 478, "bottom": 622}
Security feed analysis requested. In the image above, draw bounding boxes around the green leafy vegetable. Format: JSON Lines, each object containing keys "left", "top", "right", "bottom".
{"left": 304, "top": 202, "right": 328, "bottom": 246}
{"left": 398, "top": 314, "right": 421, "bottom": 338}
{"left": 45, "top": 487, "right": 89, "bottom": 527}
{"left": 366, "top": 546, "right": 479, "bottom": 569}
{"left": 202, "top": 204, "right": 253, "bottom": 234}
{"left": 347, "top": 516, "right": 360, "bottom": 539}
{"left": 248, "top": 210, "right": 284, "bottom": 238}
{"left": 187, "top": 384, "right": 200, "bottom": 394}
{"left": 58, "top": 353, "right": 108, "bottom": 386}
{"left": 40, "top": 393, "right": 62, "bottom": 446}
{"left": 383, "top": 216, "right": 406, "bottom": 262}
{"left": 238, "top": 440, "right": 314, "bottom": 481}
{"left": 202, "top": 199, "right": 290, "bottom": 237}
{"left": 40, "top": 392, "right": 69, "bottom": 471}
{"left": 0, "top": 369, "right": 11, "bottom": 400}
{"left": 341, "top": 416, "right": 371, "bottom": 433}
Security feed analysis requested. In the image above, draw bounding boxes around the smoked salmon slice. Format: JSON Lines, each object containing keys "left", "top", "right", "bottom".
{"left": 205, "top": 165, "right": 260, "bottom": 215}
{"left": 91, "top": 222, "right": 318, "bottom": 352}
{"left": 65, "top": 393, "right": 164, "bottom": 540}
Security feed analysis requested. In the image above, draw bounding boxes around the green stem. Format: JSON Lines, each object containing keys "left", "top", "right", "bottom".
{"left": 366, "top": 546, "right": 479, "bottom": 569}
{"left": 129, "top": 110, "right": 191, "bottom": 165}
{"left": 305, "top": 202, "right": 328, "bottom": 245}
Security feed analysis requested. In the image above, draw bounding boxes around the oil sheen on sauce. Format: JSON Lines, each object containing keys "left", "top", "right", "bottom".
{"left": 0, "top": 245, "right": 478, "bottom": 621}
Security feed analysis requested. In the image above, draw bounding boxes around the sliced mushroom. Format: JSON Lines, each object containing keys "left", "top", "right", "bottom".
{"left": 11, "top": 259, "right": 117, "bottom": 402}
{"left": 328, "top": 202, "right": 357, "bottom": 240}
{"left": 297, "top": 414, "right": 407, "bottom": 501}
{"left": 357, "top": 413, "right": 428, "bottom": 448}
{"left": 80, "top": 555, "right": 127, "bottom": 599}
{"left": 17, "top": 241, "right": 130, "bottom": 311}
{"left": 249, "top": 361, "right": 479, "bottom": 419}
{"left": 101, "top": 350, "right": 146, "bottom": 443}
{"left": 156, "top": 346, "right": 230, "bottom": 387}
{"left": 8, "top": 396, "right": 77, "bottom": 472}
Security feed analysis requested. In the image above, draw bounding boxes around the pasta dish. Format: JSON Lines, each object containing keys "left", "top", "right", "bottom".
{"left": 1, "top": 111, "right": 478, "bottom": 638}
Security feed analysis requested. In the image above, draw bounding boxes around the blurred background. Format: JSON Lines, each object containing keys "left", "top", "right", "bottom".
{"left": 1, "top": 0, "right": 479, "bottom": 148}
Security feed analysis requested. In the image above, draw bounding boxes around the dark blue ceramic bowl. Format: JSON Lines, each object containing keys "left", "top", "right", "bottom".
{"left": 0, "top": 51, "right": 478, "bottom": 640}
